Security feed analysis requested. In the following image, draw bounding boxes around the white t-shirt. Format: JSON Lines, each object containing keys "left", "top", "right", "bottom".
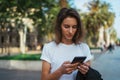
{"left": 41, "top": 41, "right": 93, "bottom": 80}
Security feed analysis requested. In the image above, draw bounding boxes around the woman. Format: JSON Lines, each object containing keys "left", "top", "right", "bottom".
{"left": 40, "top": 8, "right": 93, "bottom": 80}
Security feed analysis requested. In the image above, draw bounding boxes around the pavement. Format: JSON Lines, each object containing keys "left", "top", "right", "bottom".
{"left": 0, "top": 69, "right": 40, "bottom": 80}
{"left": 91, "top": 46, "right": 120, "bottom": 80}
{"left": 0, "top": 46, "right": 120, "bottom": 80}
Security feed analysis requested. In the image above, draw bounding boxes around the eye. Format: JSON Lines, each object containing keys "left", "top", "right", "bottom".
{"left": 72, "top": 25, "right": 77, "bottom": 29}
{"left": 64, "top": 24, "right": 70, "bottom": 28}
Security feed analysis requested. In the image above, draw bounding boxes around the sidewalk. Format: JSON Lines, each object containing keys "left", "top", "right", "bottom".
{"left": 91, "top": 46, "right": 120, "bottom": 80}
{"left": 0, "top": 47, "right": 120, "bottom": 80}
{"left": 0, "top": 49, "right": 102, "bottom": 71}
{"left": 0, "top": 49, "right": 99, "bottom": 71}
{"left": 0, "top": 68, "right": 40, "bottom": 80}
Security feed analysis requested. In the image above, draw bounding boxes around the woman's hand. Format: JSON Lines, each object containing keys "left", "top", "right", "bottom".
{"left": 77, "top": 61, "right": 90, "bottom": 74}
{"left": 59, "top": 61, "right": 79, "bottom": 74}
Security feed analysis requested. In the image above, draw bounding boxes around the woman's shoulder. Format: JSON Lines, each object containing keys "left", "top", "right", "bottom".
{"left": 44, "top": 41, "right": 57, "bottom": 48}
{"left": 78, "top": 42, "right": 90, "bottom": 51}
{"left": 79, "top": 42, "right": 91, "bottom": 56}
{"left": 79, "top": 42, "right": 89, "bottom": 48}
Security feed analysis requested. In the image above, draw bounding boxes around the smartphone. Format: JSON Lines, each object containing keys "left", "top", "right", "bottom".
{"left": 71, "top": 56, "right": 86, "bottom": 64}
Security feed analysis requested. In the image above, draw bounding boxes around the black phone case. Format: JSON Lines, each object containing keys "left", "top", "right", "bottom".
{"left": 71, "top": 56, "right": 86, "bottom": 64}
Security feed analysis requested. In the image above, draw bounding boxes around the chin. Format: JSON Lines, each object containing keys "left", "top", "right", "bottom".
{"left": 64, "top": 36, "right": 73, "bottom": 41}
{"left": 66, "top": 38, "right": 73, "bottom": 41}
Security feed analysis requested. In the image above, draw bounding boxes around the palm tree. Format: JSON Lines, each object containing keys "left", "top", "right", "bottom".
{"left": 99, "top": 2, "right": 115, "bottom": 46}
{"left": 82, "top": 0, "right": 115, "bottom": 47}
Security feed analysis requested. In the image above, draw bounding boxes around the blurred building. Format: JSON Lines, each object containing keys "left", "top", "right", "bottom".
{"left": 0, "top": 25, "right": 40, "bottom": 54}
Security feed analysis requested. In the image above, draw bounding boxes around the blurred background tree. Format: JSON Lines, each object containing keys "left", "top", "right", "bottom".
{"left": 0, "top": 0, "right": 117, "bottom": 54}
{"left": 81, "top": 0, "right": 116, "bottom": 47}
{"left": 0, "top": 0, "right": 70, "bottom": 53}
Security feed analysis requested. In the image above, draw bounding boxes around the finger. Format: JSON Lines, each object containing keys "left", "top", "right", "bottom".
{"left": 83, "top": 62, "right": 90, "bottom": 67}
{"left": 66, "top": 68, "right": 74, "bottom": 74}
{"left": 78, "top": 67, "right": 87, "bottom": 74}
{"left": 64, "top": 62, "right": 78, "bottom": 69}
{"left": 66, "top": 67, "right": 75, "bottom": 71}
{"left": 63, "top": 61, "right": 71, "bottom": 64}
{"left": 81, "top": 65, "right": 89, "bottom": 70}
{"left": 80, "top": 63, "right": 89, "bottom": 69}
{"left": 69, "top": 63, "right": 79, "bottom": 68}
{"left": 78, "top": 66, "right": 87, "bottom": 72}
{"left": 67, "top": 70, "right": 73, "bottom": 74}
{"left": 78, "top": 66, "right": 89, "bottom": 74}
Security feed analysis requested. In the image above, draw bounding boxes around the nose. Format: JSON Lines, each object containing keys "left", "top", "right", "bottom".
{"left": 69, "top": 27, "right": 73, "bottom": 33}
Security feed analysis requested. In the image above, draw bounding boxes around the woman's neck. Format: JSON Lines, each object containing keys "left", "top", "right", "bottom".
{"left": 61, "top": 39, "right": 73, "bottom": 45}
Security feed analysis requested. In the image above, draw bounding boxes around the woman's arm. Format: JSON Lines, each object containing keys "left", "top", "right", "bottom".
{"left": 41, "top": 60, "right": 63, "bottom": 80}
{"left": 41, "top": 60, "right": 79, "bottom": 80}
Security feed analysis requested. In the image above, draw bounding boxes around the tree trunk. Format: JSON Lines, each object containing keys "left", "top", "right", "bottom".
{"left": 19, "top": 30, "right": 25, "bottom": 53}
{"left": 105, "top": 31, "right": 110, "bottom": 47}
{"left": 97, "top": 27, "right": 105, "bottom": 47}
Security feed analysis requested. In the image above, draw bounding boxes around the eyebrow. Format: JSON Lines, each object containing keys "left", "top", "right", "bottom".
{"left": 63, "top": 24, "right": 77, "bottom": 26}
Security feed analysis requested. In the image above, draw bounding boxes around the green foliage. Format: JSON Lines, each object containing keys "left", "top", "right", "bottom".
{"left": 110, "top": 28, "right": 117, "bottom": 41}
{"left": 81, "top": 0, "right": 115, "bottom": 47}
{"left": 0, "top": 0, "right": 60, "bottom": 43}
{"left": 0, "top": 54, "right": 41, "bottom": 60}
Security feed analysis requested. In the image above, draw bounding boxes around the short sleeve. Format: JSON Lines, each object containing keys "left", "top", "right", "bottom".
{"left": 80, "top": 43, "right": 93, "bottom": 62}
{"left": 40, "top": 44, "right": 52, "bottom": 63}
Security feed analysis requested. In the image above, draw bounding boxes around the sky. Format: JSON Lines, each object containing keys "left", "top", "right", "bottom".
{"left": 74, "top": 0, "right": 120, "bottom": 39}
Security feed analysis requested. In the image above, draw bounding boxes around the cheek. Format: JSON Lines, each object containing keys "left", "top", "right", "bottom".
{"left": 61, "top": 27, "right": 67, "bottom": 33}
{"left": 62, "top": 29, "right": 67, "bottom": 35}
{"left": 73, "top": 29, "right": 77, "bottom": 34}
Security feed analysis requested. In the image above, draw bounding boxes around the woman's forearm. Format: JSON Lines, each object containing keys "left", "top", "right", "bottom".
{"left": 42, "top": 68, "right": 63, "bottom": 80}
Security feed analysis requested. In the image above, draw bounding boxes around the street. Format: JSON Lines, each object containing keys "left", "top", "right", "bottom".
{"left": 0, "top": 69, "right": 40, "bottom": 80}
{"left": 91, "top": 46, "right": 120, "bottom": 80}
{"left": 0, "top": 46, "right": 120, "bottom": 80}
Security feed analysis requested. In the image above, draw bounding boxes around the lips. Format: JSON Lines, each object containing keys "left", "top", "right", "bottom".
{"left": 66, "top": 34, "right": 73, "bottom": 38}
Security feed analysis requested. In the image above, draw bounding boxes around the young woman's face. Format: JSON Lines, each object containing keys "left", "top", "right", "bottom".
{"left": 61, "top": 17, "right": 77, "bottom": 43}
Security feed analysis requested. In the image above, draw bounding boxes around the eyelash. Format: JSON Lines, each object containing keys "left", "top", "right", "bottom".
{"left": 64, "top": 25, "right": 77, "bottom": 29}
{"left": 73, "top": 26, "right": 77, "bottom": 29}
{"left": 64, "top": 25, "right": 69, "bottom": 28}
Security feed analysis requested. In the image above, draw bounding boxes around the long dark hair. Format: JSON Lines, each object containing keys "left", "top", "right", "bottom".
{"left": 54, "top": 8, "right": 84, "bottom": 44}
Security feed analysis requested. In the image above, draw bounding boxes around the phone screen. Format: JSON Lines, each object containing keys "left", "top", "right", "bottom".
{"left": 71, "top": 56, "right": 86, "bottom": 64}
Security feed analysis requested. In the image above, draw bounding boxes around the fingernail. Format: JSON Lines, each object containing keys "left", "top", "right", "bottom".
{"left": 78, "top": 66, "right": 80, "bottom": 68}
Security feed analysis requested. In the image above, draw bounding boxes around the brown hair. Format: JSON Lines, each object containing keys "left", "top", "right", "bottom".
{"left": 54, "top": 8, "right": 84, "bottom": 44}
